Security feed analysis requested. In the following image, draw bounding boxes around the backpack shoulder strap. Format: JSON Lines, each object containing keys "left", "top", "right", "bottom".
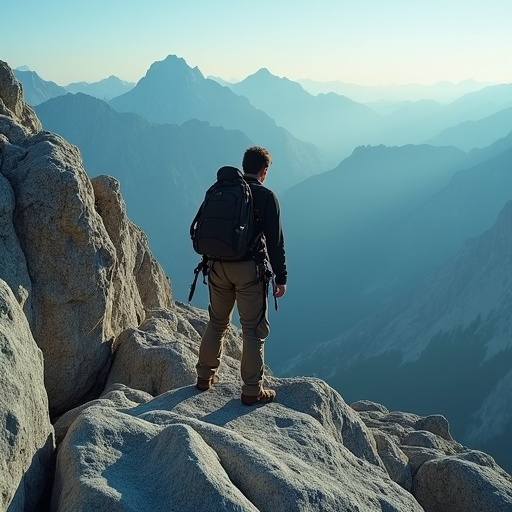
{"left": 190, "top": 203, "right": 203, "bottom": 239}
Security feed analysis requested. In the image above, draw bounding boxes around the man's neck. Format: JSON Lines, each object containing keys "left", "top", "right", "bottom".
{"left": 244, "top": 173, "right": 262, "bottom": 183}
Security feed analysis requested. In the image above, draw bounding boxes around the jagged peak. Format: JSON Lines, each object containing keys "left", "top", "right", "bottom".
{"left": 147, "top": 54, "right": 204, "bottom": 78}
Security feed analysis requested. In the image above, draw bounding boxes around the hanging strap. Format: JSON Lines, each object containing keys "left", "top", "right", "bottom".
{"left": 188, "top": 255, "right": 210, "bottom": 303}
{"left": 270, "top": 272, "right": 279, "bottom": 312}
{"left": 266, "top": 263, "right": 279, "bottom": 312}
{"left": 256, "top": 260, "right": 278, "bottom": 312}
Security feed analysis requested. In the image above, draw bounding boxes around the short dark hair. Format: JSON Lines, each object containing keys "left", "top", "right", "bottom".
{"left": 242, "top": 146, "right": 272, "bottom": 175}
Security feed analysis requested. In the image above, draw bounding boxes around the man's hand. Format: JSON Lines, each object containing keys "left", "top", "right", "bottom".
{"left": 273, "top": 284, "right": 286, "bottom": 298}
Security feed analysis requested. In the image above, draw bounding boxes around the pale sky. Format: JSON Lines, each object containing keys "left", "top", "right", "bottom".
{"left": 1, "top": 0, "right": 511, "bottom": 86}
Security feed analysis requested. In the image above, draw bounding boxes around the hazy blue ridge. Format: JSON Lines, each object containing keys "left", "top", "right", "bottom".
{"left": 268, "top": 143, "right": 476, "bottom": 356}
{"left": 426, "top": 106, "right": 512, "bottom": 151}
{"left": 295, "top": 77, "right": 500, "bottom": 103}
{"left": 64, "top": 75, "right": 135, "bottom": 100}
{"left": 13, "top": 69, "right": 67, "bottom": 105}
{"left": 227, "top": 67, "right": 382, "bottom": 163}
{"left": 108, "top": 54, "right": 332, "bottom": 191}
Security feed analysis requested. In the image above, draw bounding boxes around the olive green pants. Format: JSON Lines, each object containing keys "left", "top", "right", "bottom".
{"left": 196, "top": 260, "right": 270, "bottom": 396}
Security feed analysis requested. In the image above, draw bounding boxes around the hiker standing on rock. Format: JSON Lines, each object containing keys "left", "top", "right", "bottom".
{"left": 192, "top": 146, "right": 287, "bottom": 405}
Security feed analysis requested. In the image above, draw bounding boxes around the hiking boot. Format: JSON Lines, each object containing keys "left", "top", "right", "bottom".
{"left": 196, "top": 377, "right": 213, "bottom": 391}
{"left": 241, "top": 388, "right": 276, "bottom": 406}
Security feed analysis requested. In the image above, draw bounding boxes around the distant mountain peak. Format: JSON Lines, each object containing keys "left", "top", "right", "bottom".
{"left": 162, "top": 54, "right": 185, "bottom": 63}
{"left": 246, "top": 67, "right": 287, "bottom": 82}
{"left": 239, "top": 67, "right": 303, "bottom": 93}
{"left": 254, "top": 67, "right": 273, "bottom": 76}
{"left": 144, "top": 54, "right": 205, "bottom": 83}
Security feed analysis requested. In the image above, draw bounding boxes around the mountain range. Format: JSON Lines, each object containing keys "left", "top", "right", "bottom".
{"left": 25, "top": 54, "right": 512, "bottom": 473}
{"left": 13, "top": 69, "right": 67, "bottom": 105}
{"left": 296, "top": 77, "right": 500, "bottom": 103}
{"left": 363, "top": 83, "right": 512, "bottom": 148}
{"left": 268, "top": 131, "right": 512, "bottom": 365}
{"left": 108, "top": 55, "right": 331, "bottom": 190}
{"left": 13, "top": 68, "right": 135, "bottom": 104}
{"left": 222, "top": 69, "right": 512, "bottom": 161}
{"left": 64, "top": 74, "right": 135, "bottom": 99}
{"left": 426, "top": 106, "right": 512, "bottom": 151}
{"left": 281, "top": 197, "right": 512, "bottom": 473}
{"left": 17, "top": 57, "right": 511, "bottom": 169}
{"left": 227, "top": 68, "right": 381, "bottom": 162}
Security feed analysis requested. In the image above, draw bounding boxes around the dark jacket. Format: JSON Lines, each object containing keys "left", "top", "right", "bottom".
{"left": 244, "top": 176, "right": 287, "bottom": 285}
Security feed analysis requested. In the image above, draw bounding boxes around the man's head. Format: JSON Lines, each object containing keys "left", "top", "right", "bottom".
{"left": 242, "top": 146, "right": 272, "bottom": 181}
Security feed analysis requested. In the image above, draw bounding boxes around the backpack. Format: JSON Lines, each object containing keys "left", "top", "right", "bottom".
{"left": 190, "top": 166, "right": 254, "bottom": 260}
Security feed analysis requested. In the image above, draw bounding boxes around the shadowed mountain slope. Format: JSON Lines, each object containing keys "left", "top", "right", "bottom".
{"left": 267, "top": 143, "right": 474, "bottom": 362}
{"left": 282, "top": 199, "right": 512, "bottom": 474}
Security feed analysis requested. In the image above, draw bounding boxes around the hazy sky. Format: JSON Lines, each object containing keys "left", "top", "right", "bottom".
{"left": 2, "top": 0, "right": 511, "bottom": 86}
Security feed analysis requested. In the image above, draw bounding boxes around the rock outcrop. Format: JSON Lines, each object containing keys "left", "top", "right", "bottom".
{"left": 354, "top": 401, "right": 512, "bottom": 511}
{"left": 52, "top": 378, "right": 423, "bottom": 512}
{"left": 0, "top": 62, "right": 41, "bottom": 136}
{"left": 51, "top": 376, "right": 512, "bottom": 512}
{"left": 1, "top": 60, "right": 170, "bottom": 509}
{"left": 1, "top": 60, "right": 512, "bottom": 511}
{"left": 0, "top": 280, "right": 54, "bottom": 511}
{"left": 104, "top": 303, "right": 242, "bottom": 396}
{"left": 0, "top": 60, "right": 171, "bottom": 418}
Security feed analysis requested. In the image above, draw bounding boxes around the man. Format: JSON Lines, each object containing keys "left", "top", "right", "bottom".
{"left": 195, "top": 146, "right": 287, "bottom": 405}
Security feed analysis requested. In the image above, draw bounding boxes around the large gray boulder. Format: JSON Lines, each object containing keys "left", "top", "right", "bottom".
{"left": 353, "top": 400, "right": 512, "bottom": 511}
{"left": 0, "top": 162, "right": 32, "bottom": 320}
{"left": 52, "top": 378, "right": 421, "bottom": 512}
{"left": 91, "top": 174, "right": 171, "bottom": 319}
{"left": 1, "top": 129, "right": 120, "bottom": 417}
{"left": 0, "top": 279, "right": 54, "bottom": 511}
{"left": 105, "top": 303, "right": 243, "bottom": 396}
{"left": 413, "top": 451, "right": 512, "bottom": 511}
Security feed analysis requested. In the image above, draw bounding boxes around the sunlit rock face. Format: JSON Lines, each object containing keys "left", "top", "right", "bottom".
{"left": 52, "top": 378, "right": 421, "bottom": 512}
{"left": 0, "top": 59, "right": 171, "bottom": 417}
{"left": 52, "top": 378, "right": 512, "bottom": 512}
{"left": 0, "top": 279, "right": 54, "bottom": 512}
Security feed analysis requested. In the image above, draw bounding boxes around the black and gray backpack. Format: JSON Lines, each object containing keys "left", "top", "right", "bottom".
{"left": 190, "top": 166, "right": 254, "bottom": 260}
